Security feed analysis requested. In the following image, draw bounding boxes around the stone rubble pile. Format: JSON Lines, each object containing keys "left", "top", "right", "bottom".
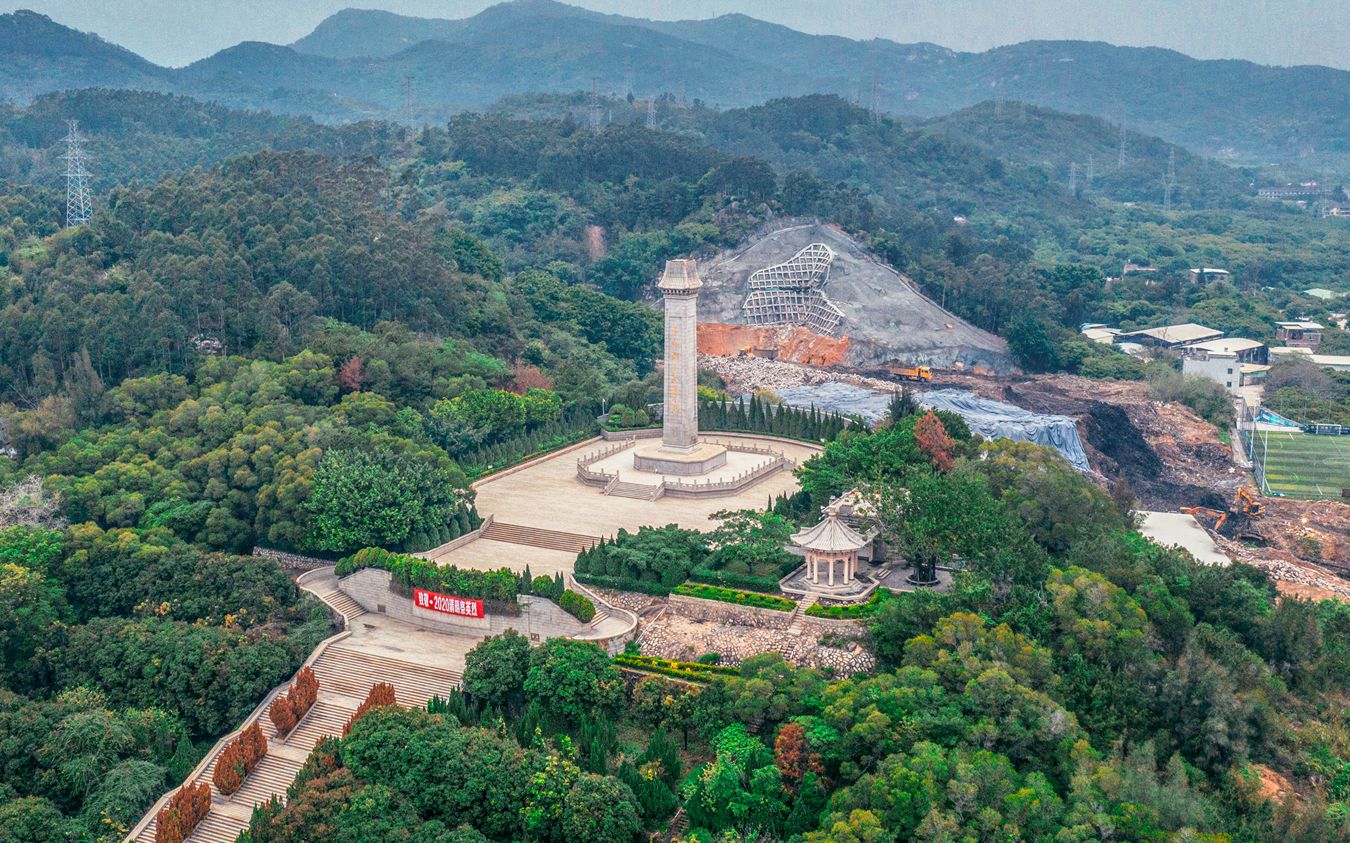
{"left": 700, "top": 354, "right": 895, "bottom": 396}
{"left": 1243, "top": 556, "right": 1350, "bottom": 598}
{"left": 638, "top": 612, "right": 875, "bottom": 676}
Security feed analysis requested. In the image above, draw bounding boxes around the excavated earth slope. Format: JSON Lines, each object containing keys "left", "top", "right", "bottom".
{"left": 693, "top": 220, "right": 1013, "bottom": 373}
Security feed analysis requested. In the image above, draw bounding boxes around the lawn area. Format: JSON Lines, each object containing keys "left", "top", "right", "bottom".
{"left": 1253, "top": 431, "right": 1350, "bottom": 500}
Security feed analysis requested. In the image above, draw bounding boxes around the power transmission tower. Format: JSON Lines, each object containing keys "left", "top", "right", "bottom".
{"left": 1069, "top": 162, "right": 1079, "bottom": 195}
{"left": 870, "top": 68, "right": 880, "bottom": 122}
{"left": 401, "top": 76, "right": 415, "bottom": 122}
{"left": 1086, "top": 154, "right": 1095, "bottom": 191}
{"left": 1163, "top": 147, "right": 1177, "bottom": 211}
{"left": 646, "top": 97, "right": 657, "bottom": 128}
{"left": 1118, "top": 113, "right": 1127, "bottom": 168}
{"left": 61, "top": 120, "right": 93, "bottom": 227}
{"left": 588, "top": 77, "right": 602, "bottom": 130}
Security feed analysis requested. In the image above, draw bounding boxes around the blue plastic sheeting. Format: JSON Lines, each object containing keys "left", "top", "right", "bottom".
{"left": 914, "top": 389, "right": 1091, "bottom": 472}
{"left": 772, "top": 383, "right": 1091, "bottom": 472}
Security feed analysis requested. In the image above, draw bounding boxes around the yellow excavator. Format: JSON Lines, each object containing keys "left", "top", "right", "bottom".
{"left": 1235, "top": 487, "right": 1263, "bottom": 516}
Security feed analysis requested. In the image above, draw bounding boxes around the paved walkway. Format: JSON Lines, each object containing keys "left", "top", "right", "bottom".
{"left": 128, "top": 570, "right": 477, "bottom": 843}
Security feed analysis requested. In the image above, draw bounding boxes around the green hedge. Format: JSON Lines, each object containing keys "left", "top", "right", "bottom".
{"left": 559, "top": 589, "right": 597, "bottom": 623}
{"left": 573, "top": 572, "right": 672, "bottom": 597}
{"left": 805, "top": 589, "right": 893, "bottom": 619}
{"left": 688, "top": 566, "right": 784, "bottom": 595}
{"left": 336, "top": 547, "right": 520, "bottom": 606}
{"left": 671, "top": 583, "right": 796, "bottom": 611}
{"left": 614, "top": 653, "right": 739, "bottom": 682}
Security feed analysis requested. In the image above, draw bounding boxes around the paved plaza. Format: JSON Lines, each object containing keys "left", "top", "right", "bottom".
{"left": 474, "top": 434, "right": 819, "bottom": 535}
{"left": 431, "top": 434, "right": 821, "bottom": 570}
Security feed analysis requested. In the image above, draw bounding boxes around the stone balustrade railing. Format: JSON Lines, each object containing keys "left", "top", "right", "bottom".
{"left": 663, "top": 454, "right": 788, "bottom": 497}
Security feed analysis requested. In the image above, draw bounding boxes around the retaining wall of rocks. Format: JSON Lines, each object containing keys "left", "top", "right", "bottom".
{"left": 667, "top": 593, "right": 793, "bottom": 630}
{"left": 253, "top": 547, "right": 332, "bottom": 571}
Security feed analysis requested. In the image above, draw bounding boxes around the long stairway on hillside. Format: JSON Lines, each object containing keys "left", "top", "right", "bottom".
{"left": 480, "top": 520, "right": 599, "bottom": 554}
{"left": 128, "top": 581, "right": 465, "bottom": 843}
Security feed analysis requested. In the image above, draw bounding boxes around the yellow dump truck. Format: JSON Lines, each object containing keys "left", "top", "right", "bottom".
{"left": 891, "top": 364, "right": 933, "bottom": 383}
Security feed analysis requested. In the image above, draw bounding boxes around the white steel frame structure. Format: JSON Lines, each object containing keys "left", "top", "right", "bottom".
{"left": 741, "top": 243, "right": 845, "bottom": 334}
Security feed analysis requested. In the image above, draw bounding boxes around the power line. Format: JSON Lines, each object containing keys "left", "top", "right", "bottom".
{"left": 61, "top": 120, "right": 93, "bottom": 227}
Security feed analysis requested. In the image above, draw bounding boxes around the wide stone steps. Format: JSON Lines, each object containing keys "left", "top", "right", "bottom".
{"left": 605, "top": 481, "right": 658, "bottom": 500}
{"left": 138, "top": 808, "right": 247, "bottom": 843}
{"left": 481, "top": 520, "right": 598, "bottom": 554}
{"left": 184, "top": 811, "right": 249, "bottom": 843}
{"left": 283, "top": 699, "right": 357, "bottom": 747}
{"left": 318, "top": 589, "right": 366, "bottom": 620}
{"left": 231, "top": 753, "right": 305, "bottom": 809}
{"left": 309, "top": 646, "right": 461, "bottom": 707}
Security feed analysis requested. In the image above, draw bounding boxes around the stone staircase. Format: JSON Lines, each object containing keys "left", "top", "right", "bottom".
{"left": 127, "top": 581, "right": 466, "bottom": 843}
{"left": 316, "top": 589, "right": 366, "bottom": 620}
{"left": 309, "top": 645, "right": 462, "bottom": 707}
{"left": 786, "top": 594, "right": 817, "bottom": 637}
{"left": 605, "top": 480, "right": 660, "bottom": 500}
{"left": 480, "top": 520, "right": 599, "bottom": 554}
{"left": 284, "top": 698, "right": 356, "bottom": 748}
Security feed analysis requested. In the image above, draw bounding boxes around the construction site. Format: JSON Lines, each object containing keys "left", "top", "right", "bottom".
{"left": 701, "top": 353, "right": 1350, "bottom": 600}
{"left": 690, "top": 219, "right": 1014, "bottom": 372}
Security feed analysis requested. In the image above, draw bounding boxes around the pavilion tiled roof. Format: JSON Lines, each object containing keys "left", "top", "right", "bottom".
{"left": 790, "top": 513, "right": 869, "bottom": 552}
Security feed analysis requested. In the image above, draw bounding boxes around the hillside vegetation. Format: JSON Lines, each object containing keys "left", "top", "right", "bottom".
{"left": 3, "top": 3, "right": 1350, "bottom": 165}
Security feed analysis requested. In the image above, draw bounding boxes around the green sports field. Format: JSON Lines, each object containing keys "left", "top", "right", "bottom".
{"left": 1252, "top": 431, "right": 1350, "bottom": 500}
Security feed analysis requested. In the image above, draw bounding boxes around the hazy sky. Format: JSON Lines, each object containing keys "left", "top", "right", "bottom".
{"left": 7, "top": 0, "right": 1348, "bottom": 69}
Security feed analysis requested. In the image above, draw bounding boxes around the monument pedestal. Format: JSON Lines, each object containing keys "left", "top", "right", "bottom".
{"left": 633, "top": 441, "right": 728, "bottom": 476}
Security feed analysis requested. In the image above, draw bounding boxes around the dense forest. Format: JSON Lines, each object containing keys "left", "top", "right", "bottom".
{"left": 204, "top": 408, "right": 1350, "bottom": 842}
{"left": 0, "top": 77, "right": 1348, "bottom": 840}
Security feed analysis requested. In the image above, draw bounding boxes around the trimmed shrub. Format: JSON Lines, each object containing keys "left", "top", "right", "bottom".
{"left": 213, "top": 722, "right": 267, "bottom": 795}
{"left": 671, "top": 583, "right": 796, "bottom": 611}
{"left": 614, "top": 654, "right": 739, "bottom": 682}
{"left": 573, "top": 573, "right": 670, "bottom": 596}
{"left": 805, "top": 589, "right": 893, "bottom": 619}
{"left": 559, "top": 589, "right": 597, "bottom": 623}
{"left": 155, "top": 781, "right": 211, "bottom": 843}
{"left": 240, "top": 722, "right": 268, "bottom": 769}
{"left": 212, "top": 741, "right": 244, "bottom": 796}
{"left": 291, "top": 666, "right": 319, "bottom": 716}
{"left": 268, "top": 695, "right": 297, "bottom": 737}
{"left": 689, "top": 566, "right": 785, "bottom": 594}
{"left": 344, "top": 682, "right": 397, "bottom": 735}
{"left": 336, "top": 547, "right": 520, "bottom": 608}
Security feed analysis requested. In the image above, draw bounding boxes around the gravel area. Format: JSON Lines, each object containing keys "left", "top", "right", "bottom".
{"left": 638, "top": 612, "right": 875, "bottom": 676}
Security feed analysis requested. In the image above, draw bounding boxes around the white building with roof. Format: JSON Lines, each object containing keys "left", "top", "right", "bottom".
{"left": 1181, "top": 337, "right": 1269, "bottom": 396}
{"left": 1188, "top": 268, "right": 1231, "bottom": 284}
{"left": 1118, "top": 323, "right": 1224, "bottom": 349}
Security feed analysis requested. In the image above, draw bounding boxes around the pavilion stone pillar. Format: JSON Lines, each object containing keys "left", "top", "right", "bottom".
{"left": 659, "top": 259, "right": 701, "bottom": 452}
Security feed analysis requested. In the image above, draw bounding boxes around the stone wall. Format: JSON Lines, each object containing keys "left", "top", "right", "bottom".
{"left": 338, "top": 568, "right": 591, "bottom": 642}
{"left": 253, "top": 547, "right": 332, "bottom": 571}
{"left": 666, "top": 593, "right": 793, "bottom": 630}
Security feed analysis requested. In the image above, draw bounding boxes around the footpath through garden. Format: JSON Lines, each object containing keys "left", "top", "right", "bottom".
{"left": 126, "top": 568, "right": 473, "bottom": 843}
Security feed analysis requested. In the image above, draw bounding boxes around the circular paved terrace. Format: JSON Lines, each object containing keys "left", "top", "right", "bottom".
{"left": 425, "top": 434, "right": 822, "bottom": 576}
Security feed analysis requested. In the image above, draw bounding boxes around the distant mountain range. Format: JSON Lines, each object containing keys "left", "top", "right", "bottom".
{"left": 2, "top": 0, "right": 1348, "bottom": 167}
